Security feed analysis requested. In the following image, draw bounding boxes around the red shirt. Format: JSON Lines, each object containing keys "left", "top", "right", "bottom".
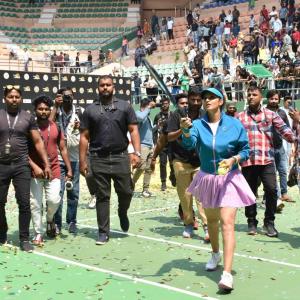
{"left": 29, "top": 121, "right": 63, "bottom": 179}
{"left": 292, "top": 31, "right": 300, "bottom": 43}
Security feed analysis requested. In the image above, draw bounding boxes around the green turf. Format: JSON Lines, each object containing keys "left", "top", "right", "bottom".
{"left": 1, "top": 174, "right": 300, "bottom": 300}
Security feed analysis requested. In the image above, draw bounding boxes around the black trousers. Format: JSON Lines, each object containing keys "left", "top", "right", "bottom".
{"left": 85, "top": 155, "right": 97, "bottom": 196}
{"left": 159, "top": 149, "right": 175, "bottom": 184}
{"left": 90, "top": 153, "right": 133, "bottom": 235}
{"left": 242, "top": 163, "right": 277, "bottom": 225}
{"left": 0, "top": 161, "right": 31, "bottom": 241}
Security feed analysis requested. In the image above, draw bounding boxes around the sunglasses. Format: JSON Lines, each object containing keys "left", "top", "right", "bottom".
{"left": 5, "top": 85, "right": 20, "bottom": 90}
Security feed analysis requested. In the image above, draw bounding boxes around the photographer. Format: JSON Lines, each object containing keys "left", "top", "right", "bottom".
{"left": 167, "top": 91, "right": 209, "bottom": 241}
{"left": 153, "top": 97, "right": 174, "bottom": 191}
{"left": 132, "top": 98, "right": 156, "bottom": 197}
{"left": 49, "top": 87, "right": 84, "bottom": 235}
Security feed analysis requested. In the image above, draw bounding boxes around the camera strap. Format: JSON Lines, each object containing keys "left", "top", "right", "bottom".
{"left": 6, "top": 111, "right": 19, "bottom": 142}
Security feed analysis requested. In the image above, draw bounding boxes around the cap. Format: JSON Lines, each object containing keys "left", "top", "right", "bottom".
{"left": 201, "top": 88, "right": 224, "bottom": 100}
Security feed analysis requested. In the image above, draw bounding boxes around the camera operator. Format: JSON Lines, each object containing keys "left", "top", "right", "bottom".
{"left": 49, "top": 87, "right": 84, "bottom": 235}
{"left": 132, "top": 98, "right": 156, "bottom": 197}
{"left": 167, "top": 91, "right": 209, "bottom": 241}
{"left": 153, "top": 97, "right": 175, "bottom": 191}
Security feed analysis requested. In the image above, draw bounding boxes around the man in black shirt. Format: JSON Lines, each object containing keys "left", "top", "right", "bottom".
{"left": 153, "top": 97, "right": 174, "bottom": 191}
{"left": 167, "top": 91, "right": 209, "bottom": 242}
{"left": 80, "top": 75, "right": 141, "bottom": 245}
{"left": 0, "top": 86, "right": 50, "bottom": 252}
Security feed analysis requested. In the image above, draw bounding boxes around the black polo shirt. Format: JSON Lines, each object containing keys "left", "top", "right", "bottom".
{"left": 0, "top": 109, "right": 38, "bottom": 163}
{"left": 80, "top": 98, "right": 138, "bottom": 154}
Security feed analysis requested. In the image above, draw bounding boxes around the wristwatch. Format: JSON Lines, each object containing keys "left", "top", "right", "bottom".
{"left": 134, "top": 151, "right": 141, "bottom": 157}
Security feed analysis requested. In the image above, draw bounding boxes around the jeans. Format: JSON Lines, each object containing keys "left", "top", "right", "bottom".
{"left": 242, "top": 164, "right": 277, "bottom": 224}
{"left": 90, "top": 154, "right": 133, "bottom": 235}
{"left": 30, "top": 178, "right": 61, "bottom": 235}
{"left": 159, "top": 149, "right": 175, "bottom": 184}
{"left": 54, "top": 161, "right": 80, "bottom": 229}
{"left": 274, "top": 146, "right": 288, "bottom": 196}
{"left": 0, "top": 161, "right": 31, "bottom": 241}
{"left": 192, "top": 31, "right": 199, "bottom": 47}
{"left": 244, "top": 56, "right": 252, "bottom": 65}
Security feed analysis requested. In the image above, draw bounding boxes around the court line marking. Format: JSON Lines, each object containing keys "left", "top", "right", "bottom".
{"left": 7, "top": 247, "right": 216, "bottom": 300}
{"left": 78, "top": 224, "right": 300, "bottom": 269}
{"left": 77, "top": 205, "right": 178, "bottom": 223}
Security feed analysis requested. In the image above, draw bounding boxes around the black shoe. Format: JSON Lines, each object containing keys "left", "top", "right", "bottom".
{"left": 161, "top": 182, "right": 167, "bottom": 191}
{"left": 119, "top": 214, "right": 129, "bottom": 233}
{"left": 68, "top": 222, "right": 77, "bottom": 234}
{"left": 96, "top": 233, "right": 109, "bottom": 245}
{"left": 46, "top": 221, "right": 56, "bottom": 238}
{"left": 169, "top": 174, "right": 176, "bottom": 187}
{"left": 20, "top": 241, "right": 34, "bottom": 252}
{"left": 0, "top": 234, "right": 7, "bottom": 245}
{"left": 263, "top": 223, "right": 278, "bottom": 237}
{"left": 247, "top": 222, "right": 257, "bottom": 235}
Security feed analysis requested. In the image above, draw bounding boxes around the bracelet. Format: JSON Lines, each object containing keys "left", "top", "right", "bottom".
{"left": 181, "top": 127, "right": 190, "bottom": 134}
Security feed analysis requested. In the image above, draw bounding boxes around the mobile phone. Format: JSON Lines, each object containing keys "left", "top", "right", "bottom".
{"left": 289, "top": 101, "right": 296, "bottom": 111}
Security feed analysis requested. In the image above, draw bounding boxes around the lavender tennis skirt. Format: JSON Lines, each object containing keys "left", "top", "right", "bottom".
{"left": 187, "top": 169, "right": 256, "bottom": 208}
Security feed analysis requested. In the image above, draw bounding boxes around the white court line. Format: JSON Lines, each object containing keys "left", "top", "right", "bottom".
{"left": 30, "top": 250, "right": 217, "bottom": 300}
{"left": 77, "top": 205, "right": 178, "bottom": 223}
{"left": 78, "top": 224, "right": 300, "bottom": 270}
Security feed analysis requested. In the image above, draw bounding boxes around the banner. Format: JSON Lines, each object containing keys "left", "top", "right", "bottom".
{"left": 0, "top": 70, "right": 131, "bottom": 110}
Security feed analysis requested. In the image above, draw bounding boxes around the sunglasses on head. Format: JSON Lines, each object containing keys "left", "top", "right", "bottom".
{"left": 6, "top": 85, "right": 20, "bottom": 90}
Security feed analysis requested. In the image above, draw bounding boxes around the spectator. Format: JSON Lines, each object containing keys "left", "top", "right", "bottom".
{"left": 249, "top": 14, "right": 256, "bottom": 34}
{"left": 279, "top": 3, "right": 288, "bottom": 27}
{"left": 151, "top": 10, "right": 159, "bottom": 35}
{"left": 232, "top": 6, "right": 240, "bottom": 24}
{"left": 121, "top": 36, "right": 128, "bottom": 57}
{"left": 167, "top": 17, "right": 174, "bottom": 40}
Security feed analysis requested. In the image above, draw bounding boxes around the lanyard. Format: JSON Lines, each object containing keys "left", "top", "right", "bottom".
{"left": 6, "top": 112, "right": 19, "bottom": 142}
{"left": 39, "top": 124, "right": 51, "bottom": 149}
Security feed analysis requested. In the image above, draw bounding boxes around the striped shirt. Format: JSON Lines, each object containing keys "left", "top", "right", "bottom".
{"left": 238, "top": 107, "right": 295, "bottom": 167}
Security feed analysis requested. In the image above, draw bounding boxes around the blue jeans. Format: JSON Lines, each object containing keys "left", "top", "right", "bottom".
{"left": 244, "top": 56, "right": 252, "bottom": 65}
{"left": 54, "top": 161, "right": 80, "bottom": 229}
{"left": 274, "top": 146, "right": 288, "bottom": 196}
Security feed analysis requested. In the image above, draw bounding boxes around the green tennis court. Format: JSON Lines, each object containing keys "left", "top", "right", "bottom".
{"left": 1, "top": 174, "right": 300, "bottom": 300}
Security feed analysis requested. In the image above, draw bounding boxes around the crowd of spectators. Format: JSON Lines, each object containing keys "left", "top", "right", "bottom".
{"left": 133, "top": 2, "right": 300, "bottom": 102}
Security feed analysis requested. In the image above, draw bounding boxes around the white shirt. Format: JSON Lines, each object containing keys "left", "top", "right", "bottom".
{"left": 208, "top": 121, "right": 220, "bottom": 136}
{"left": 167, "top": 20, "right": 174, "bottom": 30}
{"left": 272, "top": 19, "right": 282, "bottom": 33}
{"left": 187, "top": 49, "right": 196, "bottom": 62}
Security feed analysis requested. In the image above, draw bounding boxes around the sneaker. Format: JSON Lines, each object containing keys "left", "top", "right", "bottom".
{"left": 68, "top": 222, "right": 77, "bottom": 234}
{"left": 32, "top": 234, "right": 44, "bottom": 247}
{"left": 193, "top": 218, "right": 199, "bottom": 230}
{"left": 247, "top": 222, "right": 257, "bottom": 235}
{"left": 20, "top": 241, "right": 34, "bottom": 253}
{"left": 205, "top": 252, "right": 221, "bottom": 271}
{"left": 119, "top": 213, "right": 129, "bottom": 233}
{"left": 88, "top": 195, "right": 96, "bottom": 209}
{"left": 263, "top": 222, "right": 278, "bottom": 237}
{"left": 46, "top": 221, "right": 56, "bottom": 238}
{"left": 218, "top": 271, "right": 234, "bottom": 291}
{"left": 178, "top": 204, "right": 184, "bottom": 221}
{"left": 182, "top": 224, "right": 194, "bottom": 238}
{"left": 203, "top": 225, "right": 210, "bottom": 243}
{"left": 161, "top": 182, "right": 167, "bottom": 191}
{"left": 96, "top": 233, "right": 109, "bottom": 245}
{"left": 142, "top": 190, "right": 152, "bottom": 198}
{"left": 55, "top": 224, "right": 61, "bottom": 236}
{"left": 276, "top": 199, "right": 285, "bottom": 213}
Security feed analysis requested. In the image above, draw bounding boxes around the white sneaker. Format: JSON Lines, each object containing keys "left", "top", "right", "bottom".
{"left": 218, "top": 271, "right": 233, "bottom": 291}
{"left": 205, "top": 252, "right": 221, "bottom": 271}
{"left": 88, "top": 195, "right": 96, "bottom": 209}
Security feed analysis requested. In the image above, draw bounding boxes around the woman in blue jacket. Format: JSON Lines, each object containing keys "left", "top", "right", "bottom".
{"left": 180, "top": 88, "right": 255, "bottom": 291}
